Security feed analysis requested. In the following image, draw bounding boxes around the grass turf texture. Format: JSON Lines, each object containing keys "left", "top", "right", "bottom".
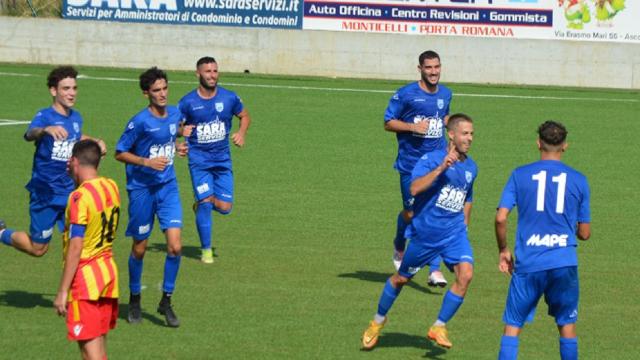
{"left": 0, "top": 63, "right": 638, "bottom": 359}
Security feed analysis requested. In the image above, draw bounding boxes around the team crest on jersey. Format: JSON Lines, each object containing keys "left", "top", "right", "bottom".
{"left": 73, "top": 325, "right": 83, "bottom": 336}
{"left": 215, "top": 102, "right": 224, "bottom": 112}
{"left": 73, "top": 122, "right": 79, "bottom": 133}
{"left": 169, "top": 124, "right": 176, "bottom": 135}
{"left": 465, "top": 171, "right": 473, "bottom": 183}
{"left": 437, "top": 99, "right": 444, "bottom": 109}
{"left": 127, "top": 122, "right": 135, "bottom": 130}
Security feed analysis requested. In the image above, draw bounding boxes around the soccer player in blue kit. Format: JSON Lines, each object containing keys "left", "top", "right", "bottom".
{"left": 115, "top": 67, "right": 191, "bottom": 328}
{"left": 0, "top": 66, "right": 106, "bottom": 257}
{"left": 362, "top": 114, "right": 477, "bottom": 351}
{"left": 495, "top": 121, "right": 591, "bottom": 360}
{"left": 178, "top": 57, "right": 251, "bottom": 264}
{"left": 385, "top": 50, "right": 452, "bottom": 287}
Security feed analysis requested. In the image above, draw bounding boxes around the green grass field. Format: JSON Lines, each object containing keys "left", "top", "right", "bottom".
{"left": 0, "top": 63, "right": 638, "bottom": 359}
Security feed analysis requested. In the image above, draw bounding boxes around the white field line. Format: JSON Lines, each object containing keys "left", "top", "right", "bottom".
{"left": 0, "top": 71, "right": 637, "bottom": 103}
{"left": 0, "top": 119, "right": 29, "bottom": 126}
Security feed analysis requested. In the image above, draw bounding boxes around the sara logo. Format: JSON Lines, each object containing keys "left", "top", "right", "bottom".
{"left": 215, "top": 102, "right": 224, "bottom": 112}
{"left": 526, "top": 234, "right": 568, "bottom": 248}
{"left": 68, "top": 0, "right": 178, "bottom": 10}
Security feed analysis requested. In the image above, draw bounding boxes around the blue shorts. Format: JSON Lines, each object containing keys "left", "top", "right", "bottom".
{"left": 29, "top": 192, "right": 68, "bottom": 244}
{"left": 189, "top": 162, "right": 234, "bottom": 204}
{"left": 399, "top": 172, "right": 414, "bottom": 211}
{"left": 125, "top": 179, "right": 183, "bottom": 241}
{"left": 503, "top": 266, "right": 579, "bottom": 328}
{"left": 398, "top": 230, "right": 474, "bottom": 278}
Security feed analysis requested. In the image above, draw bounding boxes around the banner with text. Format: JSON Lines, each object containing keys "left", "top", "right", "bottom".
{"left": 63, "top": 0, "right": 302, "bottom": 29}
{"left": 303, "top": 0, "right": 639, "bottom": 43}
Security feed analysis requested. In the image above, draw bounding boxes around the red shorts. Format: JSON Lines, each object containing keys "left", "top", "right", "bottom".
{"left": 66, "top": 298, "right": 118, "bottom": 341}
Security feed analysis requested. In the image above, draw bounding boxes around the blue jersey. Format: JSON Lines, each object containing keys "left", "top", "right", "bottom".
{"left": 384, "top": 82, "right": 452, "bottom": 174}
{"left": 26, "top": 107, "right": 83, "bottom": 195}
{"left": 115, "top": 106, "right": 182, "bottom": 190}
{"left": 178, "top": 87, "right": 244, "bottom": 166}
{"left": 406, "top": 150, "right": 477, "bottom": 245}
{"left": 498, "top": 160, "right": 591, "bottom": 274}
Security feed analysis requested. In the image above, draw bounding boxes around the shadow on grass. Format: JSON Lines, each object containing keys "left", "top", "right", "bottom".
{"left": 0, "top": 290, "right": 53, "bottom": 308}
{"left": 338, "top": 271, "right": 440, "bottom": 295}
{"left": 361, "top": 332, "right": 447, "bottom": 359}
{"left": 118, "top": 303, "right": 170, "bottom": 327}
{"left": 146, "top": 243, "right": 217, "bottom": 261}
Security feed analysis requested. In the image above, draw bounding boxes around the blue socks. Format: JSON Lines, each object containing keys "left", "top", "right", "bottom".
{"left": 128, "top": 253, "right": 143, "bottom": 294}
{"left": 196, "top": 202, "right": 213, "bottom": 250}
{"left": 437, "top": 290, "right": 464, "bottom": 323}
{"left": 393, "top": 212, "right": 408, "bottom": 251}
{"left": 560, "top": 337, "right": 578, "bottom": 360}
{"left": 1, "top": 229, "right": 14, "bottom": 246}
{"left": 429, "top": 257, "right": 441, "bottom": 273}
{"left": 162, "top": 254, "right": 181, "bottom": 293}
{"left": 377, "top": 279, "right": 402, "bottom": 317}
{"left": 498, "top": 335, "right": 519, "bottom": 360}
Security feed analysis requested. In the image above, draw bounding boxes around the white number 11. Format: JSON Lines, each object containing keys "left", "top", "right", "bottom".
{"left": 532, "top": 171, "right": 566, "bottom": 214}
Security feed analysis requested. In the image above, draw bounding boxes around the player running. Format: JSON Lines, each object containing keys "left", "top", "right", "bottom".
{"left": 0, "top": 66, "right": 106, "bottom": 257}
{"left": 384, "top": 50, "right": 452, "bottom": 287}
{"left": 178, "top": 56, "right": 251, "bottom": 264}
{"left": 362, "top": 114, "right": 477, "bottom": 351}
{"left": 115, "top": 67, "right": 190, "bottom": 328}
{"left": 496, "top": 121, "right": 591, "bottom": 360}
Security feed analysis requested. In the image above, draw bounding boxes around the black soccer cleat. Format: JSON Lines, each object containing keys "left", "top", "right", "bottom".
{"left": 157, "top": 300, "right": 180, "bottom": 328}
{"left": 127, "top": 297, "right": 142, "bottom": 324}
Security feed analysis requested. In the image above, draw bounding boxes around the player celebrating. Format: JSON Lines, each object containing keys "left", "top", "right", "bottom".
{"left": 115, "top": 67, "right": 190, "bottom": 328}
{"left": 0, "top": 66, "right": 106, "bottom": 256}
{"left": 384, "top": 50, "right": 452, "bottom": 286}
{"left": 362, "top": 114, "right": 477, "bottom": 350}
{"left": 178, "top": 56, "right": 251, "bottom": 264}
{"left": 495, "top": 121, "right": 591, "bottom": 360}
{"left": 52, "top": 140, "right": 120, "bottom": 360}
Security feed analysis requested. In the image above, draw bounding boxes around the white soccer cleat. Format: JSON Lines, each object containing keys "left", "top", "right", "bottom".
{"left": 428, "top": 271, "right": 447, "bottom": 288}
{"left": 392, "top": 250, "right": 403, "bottom": 271}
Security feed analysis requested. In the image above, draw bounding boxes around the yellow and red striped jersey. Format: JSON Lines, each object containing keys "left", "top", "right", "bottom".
{"left": 63, "top": 177, "right": 121, "bottom": 301}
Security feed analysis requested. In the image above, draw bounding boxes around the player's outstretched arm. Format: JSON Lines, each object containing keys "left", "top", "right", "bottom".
{"left": 231, "top": 109, "right": 251, "bottom": 147}
{"left": 24, "top": 125, "right": 68, "bottom": 142}
{"left": 54, "top": 236, "right": 83, "bottom": 316}
{"left": 115, "top": 151, "right": 169, "bottom": 171}
{"left": 495, "top": 207, "right": 513, "bottom": 274}
{"left": 384, "top": 119, "right": 427, "bottom": 135}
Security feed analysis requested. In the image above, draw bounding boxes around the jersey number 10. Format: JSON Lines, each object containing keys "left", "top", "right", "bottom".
{"left": 96, "top": 206, "right": 120, "bottom": 249}
{"left": 532, "top": 171, "right": 567, "bottom": 214}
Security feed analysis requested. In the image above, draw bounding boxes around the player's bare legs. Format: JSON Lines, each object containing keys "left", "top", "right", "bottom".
{"left": 3, "top": 230, "right": 49, "bottom": 257}
{"left": 78, "top": 336, "right": 105, "bottom": 360}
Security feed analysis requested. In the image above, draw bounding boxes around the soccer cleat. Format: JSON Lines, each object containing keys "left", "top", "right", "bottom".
{"left": 428, "top": 271, "right": 448, "bottom": 288}
{"left": 0, "top": 219, "right": 6, "bottom": 231}
{"left": 158, "top": 299, "right": 180, "bottom": 328}
{"left": 201, "top": 248, "right": 214, "bottom": 264}
{"left": 361, "top": 318, "right": 386, "bottom": 350}
{"left": 127, "top": 300, "right": 142, "bottom": 324}
{"left": 428, "top": 325, "right": 452, "bottom": 349}
{"left": 192, "top": 201, "right": 198, "bottom": 213}
{"left": 392, "top": 250, "right": 403, "bottom": 271}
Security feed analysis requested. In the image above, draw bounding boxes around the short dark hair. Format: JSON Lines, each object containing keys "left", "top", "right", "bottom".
{"left": 447, "top": 113, "right": 473, "bottom": 131}
{"left": 197, "top": 56, "right": 217, "bottom": 68}
{"left": 139, "top": 67, "right": 167, "bottom": 91}
{"left": 72, "top": 139, "right": 102, "bottom": 169}
{"left": 419, "top": 50, "right": 440, "bottom": 65}
{"left": 47, "top": 66, "right": 78, "bottom": 88}
{"left": 538, "top": 121, "right": 567, "bottom": 151}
